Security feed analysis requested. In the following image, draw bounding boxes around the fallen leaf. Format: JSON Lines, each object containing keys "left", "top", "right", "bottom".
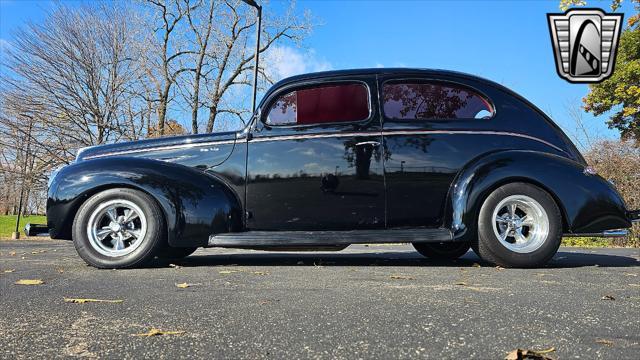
{"left": 57, "top": 268, "right": 64, "bottom": 273}
{"left": 455, "top": 281, "right": 468, "bottom": 286}
{"left": 624, "top": 273, "right": 638, "bottom": 277}
{"left": 472, "top": 263, "right": 481, "bottom": 268}
{"left": 629, "top": 284, "right": 640, "bottom": 288}
{"left": 175, "top": 282, "right": 201, "bottom": 288}
{"left": 495, "top": 266, "right": 505, "bottom": 271}
{"left": 168, "top": 263, "right": 181, "bottom": 269}
{"left": 505, "top": 347, "right": 556, "bottom": 360}
{"left": 390, "top": 275, "right": 415, "bottom": 280}
{"left": 9, "top": 251, "right": 16, "bottom": 256}
{"left": 595, "top": 339, "right": 614, "bottom": 347}
{"left": 64, "top": 297, "right": 123, "bottom": 304}
{"left": 3, "top": 269, "right": 15, "bottom": 273}
{"left": 15, "top": 279, "right": 44, "bottom": 285}
{"left": 252, "top": 271, "right": 268, "bottom": 276}
{"left": 601, "top": 295, "right": 616, "bottom": 301}
{"left": 133, "top": 328, "right": 185, "bottom": 337}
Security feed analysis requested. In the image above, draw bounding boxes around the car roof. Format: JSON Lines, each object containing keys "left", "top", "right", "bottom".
{"left": 270, "top": 68, "right": 499, "bottom": 89}
{"left": 261, "top": 68, "right": 512, "bottom": 108}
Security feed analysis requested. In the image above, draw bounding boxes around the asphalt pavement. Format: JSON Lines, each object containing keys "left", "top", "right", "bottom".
{"left": 1, "top": 240, "right": 639, "bottom": 359}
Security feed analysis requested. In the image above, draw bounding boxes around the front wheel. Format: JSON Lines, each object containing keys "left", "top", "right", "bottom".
{"left": 476, "top": 182, "right": 563, "bottom": 268}
{"left": 413, "top": 242, "right": 471, "bottom": 260}
{"left": 72, "top": 188, "right": 166, "bottom": 269}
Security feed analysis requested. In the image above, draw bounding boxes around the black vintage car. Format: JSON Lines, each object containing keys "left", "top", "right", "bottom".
{"left": 47, "top": 68, "right": 638, "bottom": 268}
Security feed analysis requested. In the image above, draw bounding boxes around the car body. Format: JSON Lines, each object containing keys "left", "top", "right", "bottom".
{"left": 46, "top": 68, "right": 638, "bottom": 268}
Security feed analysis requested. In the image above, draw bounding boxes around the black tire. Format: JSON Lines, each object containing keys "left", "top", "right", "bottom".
{"left": 72, "top": 188, "right": 166, "bottom": 269}
{"left": 156, "top": 246, "right": 198, "bottom": 260}
{"left": 413, "top": 242, "right": 471, "bottom": 260}
{"left": 476, "top": 182, "right": 562, "bottom": 268}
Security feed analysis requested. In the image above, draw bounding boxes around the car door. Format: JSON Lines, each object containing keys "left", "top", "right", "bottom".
{"left": 379, "top": 77, "right": 496, "bottom": 228}
{"left": 245, "top": 77, "right": 385, "bottom": 231}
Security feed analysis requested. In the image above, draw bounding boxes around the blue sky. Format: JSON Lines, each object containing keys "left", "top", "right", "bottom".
{"left": 1, "top": 0, "right": 636, "bottom": 148}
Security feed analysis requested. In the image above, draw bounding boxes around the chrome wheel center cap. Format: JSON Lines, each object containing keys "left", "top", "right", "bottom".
{"left": 110, "top": 222, "right": 122, "bottom": 233}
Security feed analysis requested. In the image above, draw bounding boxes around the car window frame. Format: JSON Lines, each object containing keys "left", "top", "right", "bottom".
{"left": 260, "top": 79, "right": 374, "bottom": 129}
{"left": 380, "top": 78, "right": 496, "bottom": 122}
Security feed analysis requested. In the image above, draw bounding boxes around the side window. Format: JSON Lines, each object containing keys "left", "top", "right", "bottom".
{"left": 382, "top": 81, "right": 494, "bottom": 120}
{"left": 266, "top": 83, "right": 370, "bottom": 126}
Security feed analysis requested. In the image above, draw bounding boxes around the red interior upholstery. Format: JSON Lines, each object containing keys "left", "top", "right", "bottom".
{"left": 296, "top": 84, "right": 369, "bottom": 124}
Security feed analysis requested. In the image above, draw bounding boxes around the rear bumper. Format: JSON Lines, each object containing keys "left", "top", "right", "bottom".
{"left": 564, "top": 229, "right": 629, "bottom": 238}
{"left": 564, "top": 210, "right": 638, "bottom": 238}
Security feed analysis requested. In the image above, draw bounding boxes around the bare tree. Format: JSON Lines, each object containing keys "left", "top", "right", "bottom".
{"left": 184, "top": 0, "right": 217, "bottom": 134}
{"left": 2, "top": 3, "right": 145, "bottom": 149}
{"left": 145, "top": 0, "right": 200, "bottom": 136}
{"left": 202, "top": 0, "right": 313, "bottom": 132}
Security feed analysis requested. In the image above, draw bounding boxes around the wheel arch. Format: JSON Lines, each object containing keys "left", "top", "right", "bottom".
{"left": 54, "top": 182, "right": 168, "bottom": 240}
{"left": 468, "top": 176, "right": 571, "bottom": 233}
{"left": 47, "top": 157, "right": 244, "bottom": 247}
{"left": 444, "top": 150, "right": 630, "bottom": 241}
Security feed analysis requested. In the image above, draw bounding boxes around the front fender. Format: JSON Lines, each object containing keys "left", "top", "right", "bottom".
{"left": 445, "top": 150, "right": 631, "bottom": 240}
{"left": 47, "top": 157, "right": 243, "bottom": 246}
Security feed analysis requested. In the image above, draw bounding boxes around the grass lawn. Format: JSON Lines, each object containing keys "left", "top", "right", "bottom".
{"left": 0, "top": 215, "right": 47, "bottom": 238}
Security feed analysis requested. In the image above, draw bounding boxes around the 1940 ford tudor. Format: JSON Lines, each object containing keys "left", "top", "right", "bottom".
{"left": 47, "top": 68, "right": 639, "bottom": 268}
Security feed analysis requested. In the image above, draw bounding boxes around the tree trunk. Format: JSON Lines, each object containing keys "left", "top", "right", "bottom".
{"left": 191, "top": 63, "right": 203, "bottom": 134}
{"left": 206, "top": 102, "right": 218, "bottom": 133}
{"left": 157, "top": 97, "right": 167, "bottom": 136}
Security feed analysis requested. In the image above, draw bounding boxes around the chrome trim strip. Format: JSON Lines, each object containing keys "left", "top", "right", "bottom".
{"left": 83, "top": 139, "right": 237, "bottom": 159}
{"left": 83, "top": 129, "right": 564, "bottom": 159}
{"left": 252, "top": 130, "right": 566, "bottom": 153}
{"left": 250, "top": 131, "right": 377, "bottom": 142}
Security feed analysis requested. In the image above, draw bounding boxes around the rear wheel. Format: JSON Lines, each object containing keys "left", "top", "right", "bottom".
{"left": 72, "top": 188, "right": 165, "bottom": 269}
{"left": 476, "top": 182, "right": 562, "bottom": 268}
{"left": 413, "top": 242, "right": 471, "bottom": 260}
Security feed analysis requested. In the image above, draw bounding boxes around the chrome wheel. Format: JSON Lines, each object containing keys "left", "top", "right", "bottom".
{"left": 491, "top": 195, "right": 549, "bottom": 253}
{"left": 86, "top": 199, "right": 147, "bottom": 257}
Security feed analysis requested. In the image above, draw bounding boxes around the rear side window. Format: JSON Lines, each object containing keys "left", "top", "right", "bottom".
{"left": 266, "top": 83, "right": 370, "bottom": 126}
{"left": 382, "top": 81, "right": 494, "bottom": 120}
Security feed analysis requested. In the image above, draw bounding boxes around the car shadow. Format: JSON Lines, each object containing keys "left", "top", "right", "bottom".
{"left": 156, "top": 248, "right": 639, "bottom": 269}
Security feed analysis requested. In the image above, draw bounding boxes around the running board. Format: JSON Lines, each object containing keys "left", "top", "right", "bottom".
{"left": 208, "top": 228, "right": 453, "bottom": 247}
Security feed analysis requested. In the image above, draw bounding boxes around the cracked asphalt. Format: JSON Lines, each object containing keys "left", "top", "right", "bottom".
{"left": 1, "top": 240, "right": 639, "bottom": 359}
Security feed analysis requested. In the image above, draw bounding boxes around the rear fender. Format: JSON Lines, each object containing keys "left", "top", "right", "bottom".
{"left": 445, "top": 150, "right": 631, "bottom": 241}
{"left": 47, "top": 157, "right": 243, "bottom": 247}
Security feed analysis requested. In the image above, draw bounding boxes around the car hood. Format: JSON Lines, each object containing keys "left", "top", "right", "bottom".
{"left": 76, "top": 131, "right": 238, "bottom": 161}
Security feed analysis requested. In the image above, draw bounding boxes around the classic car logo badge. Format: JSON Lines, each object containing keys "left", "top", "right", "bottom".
{"left": 547, "top": 8, "right": 623, "bottom": 83}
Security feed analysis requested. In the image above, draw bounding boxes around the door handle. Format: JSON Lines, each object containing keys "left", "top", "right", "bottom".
{"left": 355, "top": 141, "right": 380, "bottom": 147}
